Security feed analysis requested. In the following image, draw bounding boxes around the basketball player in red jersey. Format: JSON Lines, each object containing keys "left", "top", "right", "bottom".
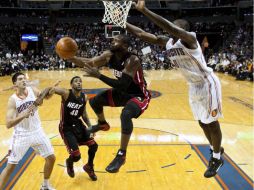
{"left": 69, "top": 34, "right": 151, "bottom": 173}
{"left": 48, "top": 76, "right": 98, "bottom": 181}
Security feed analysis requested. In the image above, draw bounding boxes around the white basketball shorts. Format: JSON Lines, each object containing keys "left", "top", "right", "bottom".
{"left": 8, "top": 128, "right": 54, "bottom": 164}
{"left": 189, "top": 73, "right": 223, "bottom": 124}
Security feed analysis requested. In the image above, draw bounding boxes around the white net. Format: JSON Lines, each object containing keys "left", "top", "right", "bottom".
{"left": 102, "top": 1, "right": 132, "bottom": 28}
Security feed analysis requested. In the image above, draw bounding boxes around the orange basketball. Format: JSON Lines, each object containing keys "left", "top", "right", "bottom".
{"left": 55, "top": 37, "right": 78, "bottom": 59}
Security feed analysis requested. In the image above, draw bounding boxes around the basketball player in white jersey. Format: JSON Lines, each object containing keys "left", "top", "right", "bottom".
{"left": 126, "top": 0, "right": 224, "bottom": 178}
{"left": 0, "top": 73, "right": 56, "bottom": 190}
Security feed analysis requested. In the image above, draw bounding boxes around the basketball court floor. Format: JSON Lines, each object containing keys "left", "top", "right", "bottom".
{"left": 0, "top": 70, "right": 253, "bottom": 190}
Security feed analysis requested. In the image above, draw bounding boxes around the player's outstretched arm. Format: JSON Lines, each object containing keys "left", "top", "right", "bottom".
{"left": 133, "top": 0, "right": 197, "bottom": 48}
{"left": 48, "top": 87, "right": 69, "bottom": 101}
{"left": 83, "top": 62, "right": 133, "bottom": 91}
{"left": 69, "top": 50, "right": 113, "bottom": 68}
{"left": 6, "top": 97, "right": 35, "bottom": 129}
{"left": 32, "top": 87, "right": 53, "bottom": 106}
{"left": 126, "top": 22, "right": 168, "bottom": 47}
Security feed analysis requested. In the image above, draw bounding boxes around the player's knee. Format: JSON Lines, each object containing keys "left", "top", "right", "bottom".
{"left": 89, "top": 97, "right": 103, "bottom": 114}
{"left": 198, "top": 120, "right": 208, "bottom": 129}
{"left": 208, "top": 121, "right": 221, "bottom": 132}
{"left": 71, "top": 155, "right": 81, "bottom": 162}
{"left": 46, "top": 154, "right": 56, "bottom": 163}
{"left": 6, "top": 164, "right": 16, "bottom": 174}
{"left": 70, "top": 151, "right": 81, "bottom": 162}
{"left": 121, "top": 109, "right": 133, "bottom": 135}
{"left": 121, "top": 109, "right": 132, "bottom": 121}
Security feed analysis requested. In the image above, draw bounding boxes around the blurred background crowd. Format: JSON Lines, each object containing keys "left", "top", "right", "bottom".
{"left": 0, "top": 0, "right": 252, "bottom": 81}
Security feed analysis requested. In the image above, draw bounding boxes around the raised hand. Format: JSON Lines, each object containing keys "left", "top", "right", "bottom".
{"left": 68, "top": 56, "right": 86, "bottom": 67}
{"left": 83, "top": 64, "right": 101, "bottom": 78}
{"left": 132, "top": 0, "right": 146, "bottom": 12}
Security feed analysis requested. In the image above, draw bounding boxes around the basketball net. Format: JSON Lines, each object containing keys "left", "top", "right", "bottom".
{"left": 102, "top": 1, "right": 132, "bottom": 28}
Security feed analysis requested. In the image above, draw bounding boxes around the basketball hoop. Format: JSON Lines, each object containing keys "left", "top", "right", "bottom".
{"left": 102, "top": 1, "right": 132, "bottom": 28}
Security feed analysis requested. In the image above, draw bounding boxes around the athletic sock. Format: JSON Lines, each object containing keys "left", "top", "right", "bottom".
{"left": 213, "top": 152, "right": 221, "bottom": 159}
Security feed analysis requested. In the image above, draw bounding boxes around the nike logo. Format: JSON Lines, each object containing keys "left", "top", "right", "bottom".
{"left": 118, "top": 151, "right": 124, "bottom": 156}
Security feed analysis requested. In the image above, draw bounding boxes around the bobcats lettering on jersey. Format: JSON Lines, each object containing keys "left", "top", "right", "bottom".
{"left": 165, "top": 35, "right": 213, "bottom": 83}
{"left": 167, "top": 48, "right": 186, "bottom": 57}
{"left": 17, "top": 101, "right": 34, "bottom": 113}
{"left": 11, "top": 87, "right": 41, "bottom": 132}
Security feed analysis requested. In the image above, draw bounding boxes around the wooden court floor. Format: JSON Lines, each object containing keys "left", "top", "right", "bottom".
{"left": 0, "top": 70, "right": 253, "bottom": 190}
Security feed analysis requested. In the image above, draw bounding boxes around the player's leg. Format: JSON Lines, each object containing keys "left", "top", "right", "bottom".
{"left": 0, "top": 135, "right": 30, "bottom": 189}
{"left": 32, "top": 130, "right": 55, "bottom": 190}
{"left": 59, "top": 129, "right": 81, "bottom": 178}
{"left": 83, "top": 139, "right": 98, "bottom": 181}
{"left": 201, "top": 75, "right": 224, "bottom": 178}
{"left": 88, "top": 89, "right": 129, "bottom": 133}
{"left": 198, "top": 120, "right": 212, "bottom": 145}
{"left": 208, "top": 120, "right": 222, "bottom": 154}
{"left": 41, "top": 155, "right": 56, "bottom": 190}
{"left": 106, "top": 97, "right": 149, "bottom": 173}
{"left": 88, "top": 89, "right": 115, "bottom": 132}
{"left": 0, "top": 164, "right": 16, "bottom": 189}
{"left": 75, "top": 123, "right": 98, "bottom": 181}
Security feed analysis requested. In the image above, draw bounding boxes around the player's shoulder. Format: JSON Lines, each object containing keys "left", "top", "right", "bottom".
{"left": 8, "top": 95, "right": 16, "bottom": 106}
{"left": 129, "top": 54, "right": 140, "bottom": 62}
{"left": 102, "top": 50, "right": 113, "bottom": 57}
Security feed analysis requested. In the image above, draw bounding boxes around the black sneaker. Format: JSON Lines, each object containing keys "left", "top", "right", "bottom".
{"left": 83, "top": 164, "right": 97, "bottom": 181}
{"left": 204, "top": 157, "right": 224, "bottom": 178}
{"left": 87, "top": 122, "right": 110, "bottom": 133}
{"left": 66, "top": 159, "right": 75, "bottom": 178}
{"left": 208, "top": 147, "right": 224, "bottom": 168}
{"left": 105, "top": 151, "right": 126, "bottom": 173}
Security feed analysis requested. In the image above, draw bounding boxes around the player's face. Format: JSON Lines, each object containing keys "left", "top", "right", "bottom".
{"left": 111, "top": 35, "right": 124, "bottom": 51}
{"left": 15, "top": 75, "right": 27, "bottom": 89}
{"left": 72, "top": 78, "right": 82, "bottom": 91}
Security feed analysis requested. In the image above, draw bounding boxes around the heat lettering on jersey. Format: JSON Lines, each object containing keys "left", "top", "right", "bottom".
{"left": 113, "top": 69, "right": 122, "bottom": 78}
{"left": 67, "top": 102, "right": 82, "bottom": 109}
{"left": 17, "top": 101, "right": 34, "bottom": 113}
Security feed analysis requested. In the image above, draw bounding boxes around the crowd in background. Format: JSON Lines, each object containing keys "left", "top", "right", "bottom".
{"left": 0, "top": 20, "right": 253, "bottom": 81}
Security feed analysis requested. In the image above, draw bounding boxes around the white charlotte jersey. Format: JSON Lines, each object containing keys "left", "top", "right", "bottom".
{"left": 11, "top": 87, "right": 41, "bottom": 132}
{"left": 165, "top": 34, "right": 223, "bottom": 123}
{"left": 165, "top": 33, "right": 213, "bottom": 84}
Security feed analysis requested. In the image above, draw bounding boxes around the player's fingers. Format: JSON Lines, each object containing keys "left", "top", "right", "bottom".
{"left": 132, "top": 1, "right": 137, "bottom": 7}
{"left": 48, "top": 88, "right": 55, "bottom": 94}
{"left": 83, "top": 67, "right": 92, "bottom": 73}
{"left": 54, "top": 80, "right": 61, "bottom": 87}
{"left": 83, "top": 64, "right": 92, "bottom": 70}
{"left": 83, "top": 74, "right": 92, "bottom": 77}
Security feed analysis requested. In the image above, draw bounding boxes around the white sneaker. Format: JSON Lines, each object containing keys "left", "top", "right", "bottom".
{"left": 40, "top": 183, "right": 56, "bottom": 190}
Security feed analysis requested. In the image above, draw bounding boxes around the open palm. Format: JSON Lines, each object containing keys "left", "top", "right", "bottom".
{"left": 133, "top": 0, "right": 146, "bottom": 11}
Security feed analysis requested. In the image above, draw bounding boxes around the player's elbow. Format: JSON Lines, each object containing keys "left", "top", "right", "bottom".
{"left": 6, "top": 122, "right": 12, "bottom": 129}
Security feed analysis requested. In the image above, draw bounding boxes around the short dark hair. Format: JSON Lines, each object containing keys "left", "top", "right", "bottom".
{"left": 70, "top": 76, "right": 81, "bottom": 84}
{"left": 12, "top": 72, "right": 25, "bottom": 84}
{"left": 118, "top": 34, "right": 130, "bottom": 47}
{"left": 174, "top": 19, "right": 190, "bottom": 31}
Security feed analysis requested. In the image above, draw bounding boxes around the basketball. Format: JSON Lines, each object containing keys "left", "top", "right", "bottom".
{"left": 55, "top": 37, "right": 78, "bottom": 59}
